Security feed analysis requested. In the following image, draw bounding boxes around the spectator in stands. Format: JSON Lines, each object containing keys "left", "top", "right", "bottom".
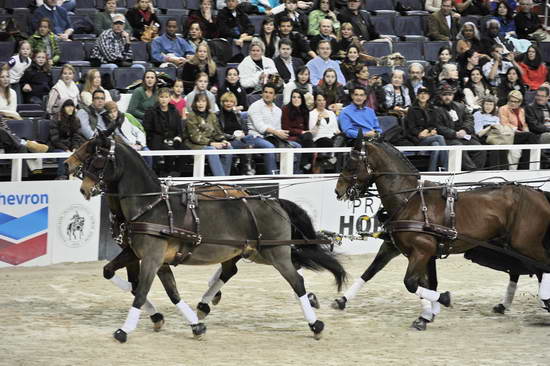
{"left": 473, "top": 94, "right": 500, "bottom": 137}
{"left": 143, "top": 87, "right": 184, "bottom": 176}
{"left": 458, "top": 49, "right": 480, "bottom": 84}
{"left": 404, "top": 63, "right": 432, "bottom": 104}
{"left": 217, "top": 0, "right": 255, "bottom": 47}
{"left": 309, "top": 19, "right": 339, "bottom": 60}
{"left": 46, "top": 64, "right": 79, "bottom": 118}
{"left": 95, "top": 0, "right": 133, "bottom": 36}
{"left": 127, "top": 70, "right": 158, "bottom": 121}
{"left": 217, "top": 91, "right": 276, "bottom": 175}
{"left": 315, "top": 68, "right": 346, "bottom": 114}
{"left": 427, "top": 45, "right": 453, "bottom": 84}
{"left": 338, "top": 85, "right": 381, "bottom": 139}
{"left": 308, "top": 0, "right": 340, "bottom": 36}
{"left": 125, "top": 0, "right": 160, "bottom": 40}
{"left": 77, "top": 89, "right": 107, "bottom": 139}
{"left": 283, "top": 66, "right": 314, "bottom": 107}
{"left": 0, "top": 67, "right": 21, "bottom": 120}
{"left": 20, "top": 51, "right": 53, "bottom": 105}
{"left": 80, "top": 69, "right": 113, "bottom": 107}
{"left": 186, "top": 0, "right": 219, "bottom": 39}
{"left": 345, "top": 64, "right": 385, "bottom": 114}
{"left": 337, "top": 0, "right": 380, "bottom": 42}
{"left": 248, "top": 83, "right": 302, "bottom": 173}
{"left": 438, "top": 63, "right": 464, "bottom": 102}
{"left": 463, "top": 68, "right": 493, "bottom": 112}
{"left": 456, "top": 0, "right": 491, "bottom": 16}
{"left": 184, "top": 93, "right": 233, "bottom": 176}
{"left": 306, "top": 40, "right": 346, "bottom": 86}
{"left": 49, "top": 99, "right": 86, "bottom": 179}
{"left": 238, "top": 40, "right": 278, "bottom": 94}
{"left": 456, "top": 22, "right": 484, "bottom": 56}
{"left": 0, "top": 115, "right": 49, "bottom": 154}
{"left": 104, "top": 100, "right": 152, "bottom": 167}
{"left": 31, "top": 0, "right": 74, "bottom": 41}
{"left": 339, "top": 45, "right": 361, "bottom": 82}
{"left": 8, "top": 41, "right": 32, "bottom": 104}
{"left": 517, "top": 46, "right": 549, "bottom": 91}
{"left": 492, "top": 0, "right": 516, "bottom": 37}
{"left": 282, "top": 89, "right": 314, "bottom": 171}
{"left": 277, "top": 16, "right": 316, "bottom": 61}
{"left": 29, "top": 18, "right": 61, "bottom": 67}
{"left": 433, "top": 83, "right": 486, "bottom": 170}
{"left": 480, "top": 19, "right": 514, "bottom": 55}
{"left": 184, "top": 21, "right": 206, "bottom": 52}
{"left": 525, "top": 86, "right": 550, "bottom": 143}
{"left": 425, "top": 0, "right": 442, "bottom": 12}
{"left": 273, "top": 39, "right": 304, "bottom": 84}
{"left": 179, "top": 42, "right": 217, "bottom": 94}
{"left": 482, "top": 44, "right": 517, "bottom": 88}
{"left": 427, "top": 0, "right": 460, "bottom": 41}
{"left": 185, "top": 72, "right": 219, "bottom": 113}
{"left": 258, "top": 17, "right": 280, "bottom": 59}
{"left": 497, "top": 66, "right": 527, "bottom": 106}
{"left": 218, "top": 67, "right": 248, "bottom": 111}
{"left": 89, "top": 14, "right": 137, "bottom": 69}
{"left": 383, "top": 70, "right": 411, "bottom": 120}
{"left": 309, "top": 92, "right": 340, "bottom": 171}
{"left": 151, "top": 18, "right": 195, "bottom": 68}
{"left": 275, "top": 0, "right": 308, "bottom": 35}
{"left": 170, "top": 79, "right": 187, "bottom": 119}
{"left": 249, "top": 0, "right": 284, "bottom": 16}
{"left": 515, "top": 0, "right": 550, "bottom": 42}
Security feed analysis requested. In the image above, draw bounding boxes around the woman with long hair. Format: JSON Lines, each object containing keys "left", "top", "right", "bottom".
{"left": 0, "top": 66, "right": 20, "bottom": 120}
{"left": 492, "top": 0, "right": 516, "bottom": 37}
{"left": 315, "top": 68, "right": 346, "bottom": 114}
{"left": 46, "top": 64, "right": 79, "bottom": 118}
{"left": 340, "top": 45, "right": 364, "bottom": 82}
{"left": 258, "top": 17, "right": 280, "bottom": 59}
{"left": 127, "top": 69, "right": 158, "bottom": 121}
{"left": 180, "top": 41, "right": 218, "bottom": 94}
{"left": 125, "top": 0, "right": 160, "bottom": 40}
{"left": 218, "top": 67, "right": 248, "bottom": 111}
{"left": 185, "top": 0, "right": 218, "bottom": 39}
{"left": 170, "top": 79, "right": 187, "bottom": 119}
{"left": 308, "top": 92, "right": 340, "bottom": 172}
{"left": 283, "top": 66, "right": 314, "bottom": 107}
{"left": 428, "top": 45, "right": 453, "bottom": 84}
{"left": 184, "top": 21, "right": 205, "bottom": 51}
{"left": 80, "top": 69, "right": 113, "bottom": 107}
{"left": 308, "top": 0, "right": 340, "bottom": 36}
{"left": 20, "top": 50, "right": 52, "bottom": 104}
{"left": 282, "top": 89, "right": 313, "bottom": 171}
{"left": 457, "top": 49, "right": 480, "bottom": 84}
{"left": 517, "top": 46, "right": 548, "bottom": 91}
{"left": 438, "top": 63, "right": 464, "bottom": 102}
{"left": 497, "top": 66, "right": 527, "bottom": 106}
{"left": 463, "top": 68, "right": 493, "bottom": 112}
{"left": 345, "top": 64, "right": 385, "bottom": 113}
{"left": 456, "top": 22, "right": 483, "bottom": 56}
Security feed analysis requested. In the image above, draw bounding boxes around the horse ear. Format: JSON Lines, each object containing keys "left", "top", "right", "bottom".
{"left": 354, "top": 128, "right": 364, "bottom": 151}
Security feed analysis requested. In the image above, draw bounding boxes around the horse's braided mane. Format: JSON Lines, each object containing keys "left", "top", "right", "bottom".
{"left": 376, "top": 141, "right": 420, "bottom": 175}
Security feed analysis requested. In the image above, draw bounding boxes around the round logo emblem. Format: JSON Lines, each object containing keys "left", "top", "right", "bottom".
{"left": 57, "top": 204, "right": 96, "bottom": 248}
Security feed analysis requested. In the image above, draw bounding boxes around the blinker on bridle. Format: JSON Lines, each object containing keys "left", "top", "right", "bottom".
{"left": 80, "top": 138, "right": 117, "bottom": 197}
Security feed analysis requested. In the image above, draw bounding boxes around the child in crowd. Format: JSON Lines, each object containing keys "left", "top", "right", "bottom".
{"left": 185, "top": 72, "right": 219, "bottom": 113}
{"left": 170, "top": 79, "right": 187, "bottom": 119}
{"left": 29, "top": 18, "right": 60, "bottom": 66}
{"left": 46, "top": 64, "right": 80, "bottom": 118}
{"left": 20, "top": 50, "right": 53, "bottom": 104}
{"left": 7, "top": 40, "right": 32, "bottom": 103}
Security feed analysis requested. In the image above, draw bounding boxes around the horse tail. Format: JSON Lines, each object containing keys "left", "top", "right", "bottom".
{"left": 278, "top": 199, "right": 347, "bottom": 292}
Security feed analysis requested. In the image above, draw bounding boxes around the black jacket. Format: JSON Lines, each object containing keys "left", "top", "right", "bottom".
{"left": 525, "top": 103, "right": 550, "bottom": 134}
{"left": 280, "top": 31, "right": 312, "bottom": 61}
{"left": 20, "top": 63, "right": 53, "bottom": 102}
{"left": 179, "top": 62, "right": 218, "bottom": 94}
{"left": 433, "top": 101, "right": 475, "bottom": 140}
{"left": 274, "top": 9, "right": 308, "bottom": 35}
{"left": 217, "top": 7, "right": 255, "bottom": 39}
{"left": 218, "top": 82, "right": 248, "bottom": 111}
{"left": 404, "top": 102, "right": 440, "bottom": 144}
{"left": 337, "top": 8, "right": 379, "bottom": 41}
{"left": 404, "top": 78, "right": 434, "bottom": 104}
{"left": 48, "top": 117, "right": 86, "bottom": 151}
{"left": 216, "top": 109, "right": 248, "bottom": 136}
{"left": 515, "top": 12, "right": 542, "bottom": 40}
{"left": 142, "top": 104, "right": 183, "bottom": 150}
{"left": 273, "top": 55, "right": 305, "bottom": 84}
{"left": 125, "top": 8, "right": 160, "bottom": 39}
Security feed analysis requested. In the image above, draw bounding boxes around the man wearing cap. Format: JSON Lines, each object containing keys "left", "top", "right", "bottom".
{"left": 151, "top": 18, "right": 195, "bottom": 68}
{"left": 338, "top": 85, "right": 381, "bottom": 139}
{"left": 89, "top": 14, "right": 139, "bottom": 69}
{"left": 433, "top": 82, "right": 486, "bottom": 170}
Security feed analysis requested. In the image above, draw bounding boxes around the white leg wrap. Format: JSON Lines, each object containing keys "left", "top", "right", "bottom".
{"left": 415, "top": 286, "right": 440, "bottom": 302}
{"left": 419, "top": 299, "right": 433, "bottom": 321}
{"left": 208, "top": 266, "right": 223, "bottom": 287}
{"left": 298, "top": 294, "right": 317, "bottom": 324}
{"left": 343, "top": 278, "right": 366, "bottom": 300}
{"left": 201, "top": 279, "right": 225, "bottom": 304}
{"left": 503, "top": 281, "right": 518, "bottom": 308}
{"left": 142, "top": 299, "right": 158, "bottom": 316}
{"left": 297, "top": 268, "right": 304, "bottom": 276}
{"left": 110, "top": 275, "right": 132, "bottom": 292}
{"left": 121, "top": 307, "right": 141, "bottom": 333}
{"left": 431, "top": 301, "right": 441, "bottom": 316}
{"left": 539, "top": 273, "right": 550, "bottom": 300}
{"left": 176, "top": 300, "right": 199, "bottom": 325}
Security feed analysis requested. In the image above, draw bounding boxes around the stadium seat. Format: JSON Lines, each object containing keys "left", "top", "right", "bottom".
{"left": 539, "top": 42, "right": 550, "bottom": 63}
{"left": 11, "top": 10, "right": 31, "bottom": 35}
{"left": 366, "top": 66, "right": 392, "bottom": 83}
{"left": 394, "top": 15, "right": 427, "bottom": 41}
{"left": 157, "top": 0, "right": 186, "bottom": 11}
{"left": 524, "top": 90, "right": 537, "bottom": 105}
{"left": 113, "top": 67, "right": 145, "bottom": 90}
{"left": 423, "top": 41, "right": 451, "bottom": 62}
{"left": 216, "top": 65, "right": 227, "bottom": 91}
{"left": 76, "top": 0, "right": 96, "bottom": 8}
{"left": 378, "top": 115, "right": 399, "bottom": 132}
{"left": 0, "top": 41, "right": 15, "bottom": 63}
{"left": 362, "top": 41, "right": 391, "bottom": 58}
{"left": 393, "top": 41, "right": 423, "bottom": 61}
{"left": 82, "top": 41, "right": 96, "bottom": 59}
{"left": 96, "top": 0, "right": 126, "bottom": 8}
{"left": 36, "top": 119, "right": 51, "bottom": 143}
{"left": 398, "top": 0, "right": 429, "bottom": 14}
{"left": 153, "top": 67, "right": 177, "bottom": 81}
{"left": 17, "top": 104, "right": 46, "bottom": 119}
{"left": 249, "top": 15, "right": 264, "bottom": 35}
{"left": 75, "top": 8, "right": 98, "bottom": 18}
{"left": 246, "top": 93, "right": 262, "bottom": 107}
{"left": 186, "top": 0, "right": 201, "bottom": 10}
{"left": 165, "top": 8, "right": 188, "bottom": 16}
{"left": 126, "top": 0, "right": 139, "bottom": 8}
{"left": 364, "top": 0, "right": 396, "bottom": 14}
{"left": 370, "top": 15, "right": 396, "bottom": 37}
{"left": 274, "top": 94, "right": 284, "bottom": 108}
{"left": 51, "top": 67, "right": 63, "bottom": 84}
{"left": 130, "top": 41, "right": 150, "bottom": 63}
{"left": 6, "top": 120, "right": 35, "bottom": 141}
{"left": 459, "top": 15, "right": 482, "bottom": 28}
{"left": 4, "top": 0, "right": 30, "bottom": 9}
{"left": 58, "top": 41, "right": 91, "bottom": 66}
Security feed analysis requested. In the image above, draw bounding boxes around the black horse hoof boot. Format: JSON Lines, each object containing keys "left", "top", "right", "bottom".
{"left": 113, "top": 329, "right": 127, "bottom": 343}
{"left": 150, "top": 312, "right": 164, "bottom": 332}
{"left": 331, "top": 296, "right": 347, "bottom": 310}
{"left": 212, "top": 291, "right": 222, "bottom": 306}
{"left": 438, "top": 291, "right": 452, "bottom": 307}
{"left": 308, "top": 292, "right": 320, "bottom": 309}
{"left": 492, "top": 303, "right": 506, "bottom": 314}
{"left": 191, "top": 323, "right": 207, "bottom": 340}
{"left": 309, "top": 320, "right": 324, "bottom": 340}
{"left": 196, "top": 302, "right": 211, "bottom": 320}
{"left": 542, "top": 298, "right": 550, "bottom": 312}
{"left": 411, "top": 317, "right": 429, "bottom": 331}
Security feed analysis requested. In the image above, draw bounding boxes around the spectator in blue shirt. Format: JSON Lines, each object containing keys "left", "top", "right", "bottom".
{"left": 31, "top": 0, "right": 74, "bottom": 41}
{"left": 306, "top": 40, "right": 346, "bottom": 86}
{"left": 151, "top": 18, "right": 195, "bottom": 67}
{"left": 338, "top": 85, "right": 381, "bottom": 138}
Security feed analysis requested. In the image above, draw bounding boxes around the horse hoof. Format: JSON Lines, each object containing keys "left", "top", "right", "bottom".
{"left": 212, "top": 291, "right": 222, "bottom": 306}
{"left": 542, "top": 299, "right": 550, "bottom": 312}
{"left": 492, "top": 304, "right": 506, "bottom": 314}
{"left": 438, "top": 291, "right": 452, "bottom": 308}
{"left": 331, "top": 296, "right": 347, "bottom": 310}
{"left": 308, "top": 292, "right": 320, "bottom": 309}
{"left": 197, "top": 302, "right": 211, "bottom": 320}
{"left": 411, "top": 317, "right": 429, "bottom": 331}
{"left": 113, "top": 329, "right": 127, "bottom": 343}
{"left": 150, "top": 313, "right": 165, "bottom": 332}
{"left": 191, "top": 323, "right": 207, "bottom": 340}
{"left": 309, "top": 320, "right": 324, "bottom": 340}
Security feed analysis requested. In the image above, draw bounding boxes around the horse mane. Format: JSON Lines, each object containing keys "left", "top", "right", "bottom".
{"left": 375, "top": 141, "right": 420, "bottom": 175}
{"left": 114, "top": 140, "right": 160, "bottom": 185}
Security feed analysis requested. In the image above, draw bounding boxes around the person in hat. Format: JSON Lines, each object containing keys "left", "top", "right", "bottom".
{"left": 433, "top": 82, "right": 487, "bottom": 170}
{"left": 95, "top": 0, "right": 133, "bottom": 36}
{"left": 404, "top": 87, "right": 448, "bottom": 171}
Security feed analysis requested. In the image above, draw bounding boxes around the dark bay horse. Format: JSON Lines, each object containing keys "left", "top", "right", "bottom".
{"left": 334, "top": 132, "right": 550, "bottom": 328}
{"left": 69, "top": 132, "right": 346, "bottom": 341}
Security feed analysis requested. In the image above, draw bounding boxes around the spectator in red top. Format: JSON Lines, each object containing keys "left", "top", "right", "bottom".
{"left": 517, "top": 46, "right": 549, "bottom": 91}
{"left": 281, "top": 89, "right": 314, "bottom": 171}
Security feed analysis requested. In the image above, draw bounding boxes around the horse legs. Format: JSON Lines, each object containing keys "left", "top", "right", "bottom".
{"left": 538, "top": 273, "right": 550, "bottom": 311}
{"left": 411, "top": 257, "right": 439, "bottom": 331}
{"left": 492, "top": 273, "right": 520, "bottom": 314}
{"left": 196, "top": 257, "right": 241, "bottom": 319}
{"left": 332, "top": 240, "right": 400, "bottom": 310}
{"left": 102, "top": 247, "right": 164, "bottom": 331}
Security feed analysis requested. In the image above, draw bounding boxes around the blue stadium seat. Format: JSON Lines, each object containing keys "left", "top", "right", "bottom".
{"left": 153, "top": 67, "right": 177, "bottom": 81}
{"left": 459, "top": 15, "right": 482, "bottom": 28}
{"left": 370, "top": 15, "right": 396, "bottom": 37}
{"left": 274, "top": 94, "right": 284, "bottom": 108}
{"left": 51, "top": 67, "right": 63, "bottom": 84}
{"left": 4, "top": 0, "right": 30, "bottom": 9}
{"left": 394, "top": 15, "right": 426, "bottom": 41}
{"left": 393, "top": 41, "right": 423, "bottom": 61}
{"left": 249, "top": 15, "right": 264, "bottom": 35}
{"left": 398, "top": 0, "right": 429, "bottom": 15}
{"left": 11, "top": 9, "right": 31, "bottom": 35}
{"left": 165, "top": 9, "right": 188, "bottom": 16}
{"left": 423, "top": 41, "right": 451, "bottom": 62}
{"left": 186, "top": 0, "right": 200, "bottom": 10}
{"left": 113, "top": 67, "right": 145, "bottom": 90}
{"left": 58, "top": 41, "right": 91, "bottom": 66}
{"left": 76, "top": 0, "right": 96, "bottom": 8}
{"left": 96, "top": 0, "right": 126, "bottom": 8}
{"left": 246, "top": 94, "right": 262, "bottom": 107}
{"left": 82, "top": 41, "right": 96, "bottom": 59}
{"left": 36, "top": 119, "right": 51, "bottom": 143}
{"left": 378, "top": 116, "right": 399, "bottom": 133}
{"left": 364, "top": 0, "right": 396, "bottom": 14}
{"left": 216, "top": 65, "right": 227, "bottom": 91}
{"left": 362, "top": 41, "right": 391, "bottom": 58}
{"left": 130, "top": 41, "right": 150, "bottom": 63}
{"left": 539, "top": 42, "right": 550, "bottom": 63}
{"left": 17, "top": 104, "right": 46, "bottom": 119}
{"left": 6, "top": 120, "right": 35, "bottom": 141}
{"left": 157, "top": 0, "right": 186, "bottom": 11}
{"left": 75, "top": 8, "right": 98, "bottom": 18}
{"left": 0, "top": 41, "right": 15, "bottom": 63}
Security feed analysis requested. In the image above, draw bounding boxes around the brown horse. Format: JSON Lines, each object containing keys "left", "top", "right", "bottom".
{"left": 334, "top": 132, "right": 550, "bottom": 326}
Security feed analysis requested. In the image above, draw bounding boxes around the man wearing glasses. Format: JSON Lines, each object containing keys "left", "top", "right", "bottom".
{"left": 78, "top": 90, "right": 108, "bottom": 139}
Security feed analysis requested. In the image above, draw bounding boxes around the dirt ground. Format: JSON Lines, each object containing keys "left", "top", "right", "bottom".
{"left": 1, "top": 254, "right": 549, "bottom": 366}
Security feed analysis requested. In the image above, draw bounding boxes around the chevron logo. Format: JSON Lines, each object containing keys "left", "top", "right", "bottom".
{"left": 0, "top": 207, "right": 48, "bottom": 265}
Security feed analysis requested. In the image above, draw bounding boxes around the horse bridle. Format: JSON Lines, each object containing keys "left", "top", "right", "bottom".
{"left": 343, "top": 140, "right": 377, "bottom": 201}
{"left": 79, "top": 138, "right": 117, "bottom": 197}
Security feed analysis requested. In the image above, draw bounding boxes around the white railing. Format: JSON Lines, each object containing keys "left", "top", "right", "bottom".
{"left": 2, "top": 144, "right": 549, "bottom": 182}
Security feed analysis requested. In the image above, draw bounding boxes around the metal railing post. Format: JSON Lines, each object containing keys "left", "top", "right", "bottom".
{"left": 193, "top": 155, "right": 206, "bottom": 178}
{"left": 530, "top": 148, "right": 542, "bottom": 170}
{"left": 447, "top": 149, "right": 462, "bottom": 172}
{"left": 279, "top": 151, "right": 294, "bottom": 175}
{"left": 11, "top": 158, "right": 23, "bottom": 182}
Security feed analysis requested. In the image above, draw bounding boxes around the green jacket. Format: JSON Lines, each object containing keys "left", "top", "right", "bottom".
{"left": 94, "top": 12, "right": 133, "bottom": 36}
{"left": 183, "top": 111, "right": 225, "bottom": 150}
{"left": 308, "top": 10, "right": 341, "bottom": 36}
{"left": 29, "top": 32, "right": 61, "bottom": 65}
{"left": 127, "top": 86, "right": 158, "bottom": 121}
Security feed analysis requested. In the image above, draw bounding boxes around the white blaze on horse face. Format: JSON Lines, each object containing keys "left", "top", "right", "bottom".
{"left": 299, "top": 294, "right": 317, "bottom": 324}
{"left": 121, "top": 306, "right": 141, "bottom": 333}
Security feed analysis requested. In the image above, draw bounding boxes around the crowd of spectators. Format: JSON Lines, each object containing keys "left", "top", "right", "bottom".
{"left": 0, "top": 0, "right": 550, "bottom": 178}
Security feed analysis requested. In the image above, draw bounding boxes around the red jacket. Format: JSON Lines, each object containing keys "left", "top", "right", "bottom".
{"left": 519, "top": 62, "right": 548, "bottom": 91}
{"left": 281, "top": 105, "right": 308, "bottom": 142}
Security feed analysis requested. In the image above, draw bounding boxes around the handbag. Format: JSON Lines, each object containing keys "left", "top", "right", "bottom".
{"left": 483, "top": 124, "right": 515, "bottom": 145}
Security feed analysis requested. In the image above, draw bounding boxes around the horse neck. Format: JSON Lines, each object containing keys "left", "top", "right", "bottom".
{"left": 114, "top": 145, "right": 160, "bottom": 197}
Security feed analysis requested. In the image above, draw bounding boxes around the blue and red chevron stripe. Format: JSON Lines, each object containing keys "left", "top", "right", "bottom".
{"left": 0, "top": 207, "right": 48, "bottom": 265}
